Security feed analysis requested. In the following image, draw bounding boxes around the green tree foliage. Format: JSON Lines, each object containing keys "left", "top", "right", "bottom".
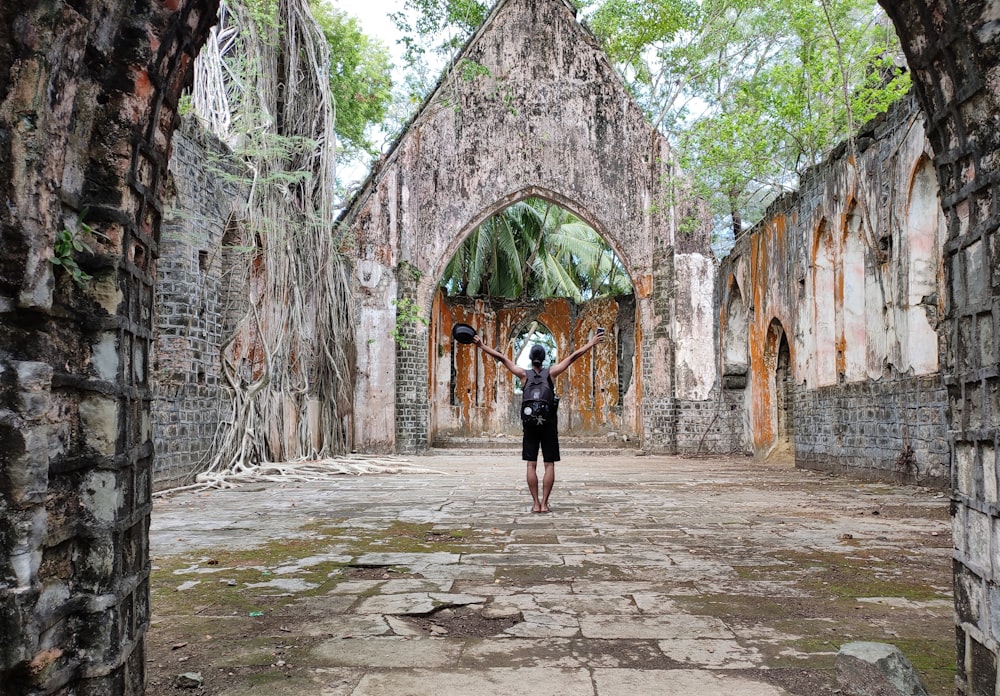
{"left": 390, "top": 0, "right": 490, "bottom": 68}
{"left": 441, "top": 199, "right": 631, "bottom": 301}
{"left": 311, "top": 1, "right": 393, "bottom": 158}
{"left": 583, "top": 0, "right": 909, "bottom": 242}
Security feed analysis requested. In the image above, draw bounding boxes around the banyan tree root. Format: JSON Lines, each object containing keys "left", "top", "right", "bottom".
{"left": 154, "top": 455, "right": 447, "bottom": 497}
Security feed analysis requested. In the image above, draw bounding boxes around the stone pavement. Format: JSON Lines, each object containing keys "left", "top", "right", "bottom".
{"left": 148, "top": 452, "right": 954, "bottom": 695}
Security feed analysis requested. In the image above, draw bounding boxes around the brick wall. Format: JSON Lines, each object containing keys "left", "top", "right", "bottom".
{"left": 676, "top": 390, "right": 749, "bottom": 455}
{"left": 394, "top": 265, "right": 430, "bottom": 453}
{"left": 793, "top": 375, "right": 949, "bottom": 487}
{"left": 152, "top": 119, "right": 244, "bottom": 489}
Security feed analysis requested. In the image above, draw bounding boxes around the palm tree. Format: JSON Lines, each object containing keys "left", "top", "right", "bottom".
{"left": 441, "top": 198, "right": 631, "bottom": 300}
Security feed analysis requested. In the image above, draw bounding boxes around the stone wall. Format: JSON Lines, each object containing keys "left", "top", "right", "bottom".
{"left": 0, "top": 1, "right": 218, "bottom": 693}
{"left": 793, "top": 376, "right": 949, "bottom": 487}
{"left": 719, "top": 94, "right": 949, "bottom": 485}
{"left": 152, "top": 119, "right": 244, "bottom": 489}
{"left": 339, "top": 0, "right": 716, "bottom": 454}
{"left": 878, "top": 1, "right": 1000, "bottom": 692}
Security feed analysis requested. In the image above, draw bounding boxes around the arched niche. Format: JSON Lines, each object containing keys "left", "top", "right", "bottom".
{"left": 812, "top": 219, "right": 837, "bottom": 387}
{"left": 722, "top": 277, "right": 749, "bottom": 388}
{"left": 765, "top": 319, "right": 795, "bottom": 455}
{"left": 903, "top": 155, "right": 942, "bottom": 375}
{"left": 842, "top": 203, "right": 867, "bottom": 382}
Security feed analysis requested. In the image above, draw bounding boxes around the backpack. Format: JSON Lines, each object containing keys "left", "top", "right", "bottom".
{"left": 521, "top": 368, "right": 558, "bottom": 426}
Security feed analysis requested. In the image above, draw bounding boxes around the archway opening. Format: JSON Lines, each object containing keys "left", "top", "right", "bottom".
{"left": 431, "top": 196, "right": 636, "bottom": 441}
{"left": 512, "top": 321, "right": 559, "bottom": 394}
{"left": 439, "top": 197, "right": 633, "bottom": 302}
{"left": 765, "top": 319, "right": 795, "bottom": 458}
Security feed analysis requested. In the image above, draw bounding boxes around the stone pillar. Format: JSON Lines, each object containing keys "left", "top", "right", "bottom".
{"left": 0, "top": 2, "right": 218, "bottom": 693}
{"left": 395, "top": 263, "right": 430, "bottom": 453}
{"left": 880, "top": 1, "right": 1000, "bottom": 693}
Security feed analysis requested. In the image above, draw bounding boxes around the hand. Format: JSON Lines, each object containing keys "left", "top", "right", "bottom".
{"left": 471, "top": 335, "right": 482, "bottom": 348}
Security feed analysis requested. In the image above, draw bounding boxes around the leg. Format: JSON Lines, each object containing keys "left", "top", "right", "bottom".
{"left": 540, "top": 461, "right": 555, "bottom": 512}
{"left": 526, "top": 461, "right": 542, "bottom": 512}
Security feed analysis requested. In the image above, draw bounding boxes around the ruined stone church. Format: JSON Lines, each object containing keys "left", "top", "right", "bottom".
{"left": 1, "top": 0, "right": 998, "bottom": 693}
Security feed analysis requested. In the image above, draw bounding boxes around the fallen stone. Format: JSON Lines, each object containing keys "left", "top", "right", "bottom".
{"left": 482, "top": 605, "right": 523, "bottom": 620}
{"left": 172, "top": 672, "right": 204, "bottom": 689}
{"left": 836, "top": 642, "right": 929, "bottom": 696}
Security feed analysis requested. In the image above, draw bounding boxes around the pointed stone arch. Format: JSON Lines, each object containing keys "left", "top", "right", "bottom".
{"left": 429, "top": 185, "right": 641, "bottom": 300}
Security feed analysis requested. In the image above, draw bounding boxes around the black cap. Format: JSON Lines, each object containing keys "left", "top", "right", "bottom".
{"left": 529, "top": 345, "right": 546, "bottom": 365}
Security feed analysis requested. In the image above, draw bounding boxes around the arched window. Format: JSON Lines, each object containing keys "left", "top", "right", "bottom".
{"left": 722, "top": 279, "right": 748, "bottom": 388}
{"left": 903, "top": 156, "right": 942, "bottom": 375}
{"left": 812, "top": 220, "right": 837, "bottom": 386}
{"left": 842, "top": 205, "right": 867, "bottom": 381}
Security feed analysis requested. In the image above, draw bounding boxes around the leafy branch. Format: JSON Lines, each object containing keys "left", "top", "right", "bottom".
{"left": 50, "top": 216, "right": 107, "bottom": 286}
{"left": 391, "top": 297, "right": 429, "bottom": 349}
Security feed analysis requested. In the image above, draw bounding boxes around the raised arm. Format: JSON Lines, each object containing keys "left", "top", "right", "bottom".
{"left": 549, "top": 331, "right": 606, "bottom": 378}
{"left": 472, "top": 335, "right": 527, "bottom": 380}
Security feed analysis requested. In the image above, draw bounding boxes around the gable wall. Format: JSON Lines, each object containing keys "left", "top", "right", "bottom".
{"left": 342, "top": 0, "right": 715, "bottom": 453}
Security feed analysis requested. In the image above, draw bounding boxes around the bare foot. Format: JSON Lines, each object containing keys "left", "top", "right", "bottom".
{"left": 539, "top": 504, "right": 551, "bottom": 513}
{"left": 531, "top": 505, "right": 543, "bottom": 513}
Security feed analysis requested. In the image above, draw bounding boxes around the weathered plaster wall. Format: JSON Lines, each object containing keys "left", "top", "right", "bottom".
{"left": 152, "top": 119, "right": 245, "bottom": 490}
{"left": 340, "top": 0, "right": 715, "bottom": 454}
{"left": 0, "top": 1, "right": 217, "bottom": 693}
{"left": 431, "top": 293, "right": 633, "bottom": 440}
{"left": 719, "top": 95, "right": 949, "bottom": 483}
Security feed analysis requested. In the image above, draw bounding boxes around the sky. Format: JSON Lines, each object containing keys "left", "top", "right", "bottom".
{"left": 331, "top": 0, "right": 407, "bottom": 63}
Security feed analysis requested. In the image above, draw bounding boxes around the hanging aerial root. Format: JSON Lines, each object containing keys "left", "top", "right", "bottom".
{"left": 154, "top": 455, "right": 448, "bottom": 497}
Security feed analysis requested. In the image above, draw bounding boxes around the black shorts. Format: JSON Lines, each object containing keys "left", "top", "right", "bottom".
{"left": 521, "top": 418, "right": 560, "bottom": 462}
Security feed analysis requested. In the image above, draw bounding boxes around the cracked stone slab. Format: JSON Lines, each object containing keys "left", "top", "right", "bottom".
{"left": 385, "top": 616, "right": 424, "bottom": 637}
{"left": 244, "top": 578, "right": 319, "bottom": 592}
{"left": 461, "top": 637, "right": 669, "bottom": 669}
{"left": 658, "top": 638, "right": 764, "bottom": 668}
{"left": 502, "top": 611, "right": 580, "bottom": 638}
{"left": 353, "top": 552, "right": 460, "bottom": 567}
{"left": 581, "top": 613, "right": 733, "bottom": 640}
{"left": 593, "top": 668, "right": 791, "bottom": 694}
{"left": 414, "top": 563, "right": 497, "bottom": 581}
{"left": 631, "top": 594, "right": 683, "bottom": 613}
{"left": 355, "top": 592, "right": 486, "bottom": 616}
{"left": 350, "top": 666, "right": 594, "bottom": 695}
{"left": 299, "top": 614, "right": 392, "bottom": 638}
{"left": 325, "top": 580, "right": 384, "bottom": 595}
{"left": 379, "top": 579, "right": 454, "bottom": 594}
{"left": 272, "top": 554, "right": 353, "bottom": 574}
{"left": 533, "top": 593, "right": 639, "bottom": 614}
{"left": 460, "top": 552, "right": 566, "bottom": 566}
{"left": 311, "top": 637, "right": 463, "bottom": 668}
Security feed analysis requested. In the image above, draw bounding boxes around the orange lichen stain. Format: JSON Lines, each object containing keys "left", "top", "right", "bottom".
{"left": 430, "top": 293, "right": 627, "bottom": 437}
{"left": 633, "top": 274, "right": 653, "bottom": 299}
{"left": 568, "top": 298, "right": 620, "bottom": 433}
{"left": 29, "top": 648, "right": 63, "bottom": 676}
{"left": 132, "top": 68, "right": 153, "bottom": 100}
